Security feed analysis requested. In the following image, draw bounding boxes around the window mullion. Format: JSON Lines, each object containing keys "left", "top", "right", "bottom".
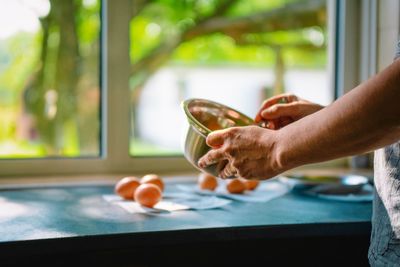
{"left": 104, "top": 0, "right": 132, "bottom": 172}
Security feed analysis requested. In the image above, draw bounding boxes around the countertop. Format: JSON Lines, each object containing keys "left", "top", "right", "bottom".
{"left": 0, "top": 175, "right": 373, "bottom": 266}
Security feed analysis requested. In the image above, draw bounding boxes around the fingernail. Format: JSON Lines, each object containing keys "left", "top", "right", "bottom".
{"left": 198, "top": 160, "right": 205, "bottom": 168}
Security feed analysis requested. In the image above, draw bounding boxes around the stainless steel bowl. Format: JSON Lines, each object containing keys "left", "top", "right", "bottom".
{"left": 182, "top": 98, "right": 254, "bottom": 177}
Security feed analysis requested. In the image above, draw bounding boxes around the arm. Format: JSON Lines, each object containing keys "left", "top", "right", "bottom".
{"left": 278, "top": 59, "right": 400, "bottom": 170}
{"left": 198, "top": 59, "right": 400, "bottom": 179}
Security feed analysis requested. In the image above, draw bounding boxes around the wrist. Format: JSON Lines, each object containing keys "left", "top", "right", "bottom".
{"left": 273, "top": 129, "right": 298, "bottom": 173}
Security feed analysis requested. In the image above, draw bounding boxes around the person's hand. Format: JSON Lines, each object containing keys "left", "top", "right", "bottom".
{"left": 198, "top": 126, "right": 284, "bottom": 180}
{"left": 255, "top": 94, "right": 324, "bottom": 130}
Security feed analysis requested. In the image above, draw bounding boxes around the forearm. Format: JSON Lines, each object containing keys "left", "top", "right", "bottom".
{"left": 276, "top": 59, "right": 400, "bottom": 170}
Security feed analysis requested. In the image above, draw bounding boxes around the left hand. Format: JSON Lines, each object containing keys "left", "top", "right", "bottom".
{"left": 254, "top": 94, "right": 324, "bottom": 130}
{"left": 197, "top": 126, "right": 283, "bottom": 180}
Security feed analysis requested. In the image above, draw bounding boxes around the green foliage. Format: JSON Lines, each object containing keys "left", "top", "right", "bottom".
{"left": 0, "top": 0, "right": 101, "bottom": 158}
{"left": 172, "top": 33, "right": 276, "bottom": 67}
{"left": 227, "top": 0, "right": 299, "bottom": 17}
{"left": 0, "top": 33, "right": 39, "bottom": 100}
{"left": 76, "top": 0, "right": 100, "bottom": 55}
{"left": 130, "top": 16, "right": 163, "bottom": 63}
{"left": 130, "top": 0, "right": 327, "bottom": 68}
{"left": 285, "top": 48, "right": 326, "bottom": 68}
{"left": 0, "top": 0, "right": 328, "bottom": 158}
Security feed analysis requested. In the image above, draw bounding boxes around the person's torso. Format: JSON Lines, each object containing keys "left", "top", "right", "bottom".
{"left": 368, "top": 39, "right": 400, "bottom": 266}
{"left": 370, "top": 145, "right": 400, "bottom": 265}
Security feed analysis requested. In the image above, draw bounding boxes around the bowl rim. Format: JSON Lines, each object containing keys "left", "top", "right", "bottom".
{"left": 181, "top": 98, "right": 254, "bottom": 136}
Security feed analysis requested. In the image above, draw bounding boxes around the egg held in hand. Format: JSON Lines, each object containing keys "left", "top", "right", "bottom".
{"left": 141, "top": 174, "right": 164, "bottom": 192}
{"left": 226, "top": 178, "right": 246, "bottom": 194}
{"left": 198, "top": 173, "right": 218, "bottom": 191}
{"left": 134, "top": 184, "right": 162, "bottom": 208}
{"left": 115, "top": 177, "right": 141, "bottom": 200}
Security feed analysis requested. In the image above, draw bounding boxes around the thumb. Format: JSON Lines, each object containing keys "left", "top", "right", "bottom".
{"left": 206, "top": 129, "right": 228, "bottom": 148}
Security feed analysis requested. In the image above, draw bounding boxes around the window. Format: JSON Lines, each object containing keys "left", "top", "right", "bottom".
{"left": 129, "top": 0, "right": 332, "bottom": 156}
{"left": 0, "top": 0, "right": 100, "bottom": 158}
{"left": 0, "top": 0, "right": 373, "bottom": 176}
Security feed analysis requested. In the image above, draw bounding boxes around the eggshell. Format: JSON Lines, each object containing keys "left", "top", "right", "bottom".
{"left": 226, "top": 178, "right": 246, "bottom": 194}
{"left": 141, "top": 174, "right": 164, "bottom": 191}
{"left": 240, "top": 178, "right": 260, "bottom": 191}
{"left": 134, "top": 184, "right": 162, "bottom": 208}
{"left": 198, "top": 173, "right": 218, "bottom": 191}
{"left": 115, "top": 177, "right": 141, "bottom": 200}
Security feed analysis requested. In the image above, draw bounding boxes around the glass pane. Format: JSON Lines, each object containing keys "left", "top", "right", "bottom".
{"left": 0, "top": 0, "right": 101, "bottom": 158}
{"left": 130, "top": 0, "right": 330, "bottom": 156}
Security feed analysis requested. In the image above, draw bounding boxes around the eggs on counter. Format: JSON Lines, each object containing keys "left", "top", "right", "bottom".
{"left": 134, "top": 184, "right": 162, "bottom": 208}
{"left": 141, "top": 174, "right": 165, "bottom": 192}
{"left": 197, "top": 173, "right": 259, "bottom": 194}
{"left": 115, "top": 173, "right": 260, "bottom": 206}
{"left": 226, "top": 178, "right": 246, "bottom": 194}
{"left": 240, "top": 178, "right": 260, "bottom": 191}
{"left": 115, "top": 174, "right": 164, "bottom": 207}
{"left": 115, "top": 176, "right": 141, "bottom": 200}
{"left": 198, "top": 173, "right": 218, "bottom": 191}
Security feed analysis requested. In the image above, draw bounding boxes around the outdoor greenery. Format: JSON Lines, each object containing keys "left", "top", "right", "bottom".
{"left": 0, "top": 0, "right": 327, "bottom": 158}
{"left": 0, "top": 0, "right": 100, "bottom": 158}
{"left": 130, "top": 0, "right": 326, "bottom": 92}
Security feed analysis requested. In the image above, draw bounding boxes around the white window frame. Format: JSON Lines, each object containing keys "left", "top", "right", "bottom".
{"left": 0, "top": 0, "right": 376, "bottom": 177}
{"left": 376, "top": 0, "right": 400, "bottom": 71}
{"left": 335, "top": 0, "right": 378, "bottom": 96}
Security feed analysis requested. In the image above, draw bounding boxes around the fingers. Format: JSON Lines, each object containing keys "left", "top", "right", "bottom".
{"left": 220, "top": 162, "right": 237, "bottom": 179}
{"left": 260, "top": 102, "right": 299, "bottom": 120}
{"left": 206, "top": 129, "right": 229, "bottom": 148}
{"left": 255, "top": 94, "right": 296, "bottom": 123}
{"left": 198, "top": 148, "right": 226, "bottom": 168}
{"left": 206, "top": 127, "right": 241, "bottom": 147}
{"left": 200, "top": 127, "right": 240, "bottom": 168}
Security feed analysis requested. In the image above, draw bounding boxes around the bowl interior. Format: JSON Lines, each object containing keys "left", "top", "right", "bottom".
{"left": 184, "top": 99, "right": 254, "bottom": 134}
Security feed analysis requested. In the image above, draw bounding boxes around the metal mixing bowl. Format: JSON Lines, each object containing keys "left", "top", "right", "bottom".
{"left": 182, "top": 98, "right": 254, "bottom": 177}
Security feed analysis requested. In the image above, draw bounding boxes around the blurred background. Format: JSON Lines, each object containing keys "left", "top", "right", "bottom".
{"left": 0, "top": 0, "right": 100, "bottom": 158}
{"left": 0, "top": 0, "right": 330, "bottom": 158}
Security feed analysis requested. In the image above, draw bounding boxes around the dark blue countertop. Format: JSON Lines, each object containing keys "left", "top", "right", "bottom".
{"left": 0, "top": 179, "right": 372, "bottom": 266}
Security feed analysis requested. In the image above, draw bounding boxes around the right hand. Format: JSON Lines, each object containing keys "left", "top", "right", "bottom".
{"left": 255, "top": 94, "right": 324, "bottom": 130}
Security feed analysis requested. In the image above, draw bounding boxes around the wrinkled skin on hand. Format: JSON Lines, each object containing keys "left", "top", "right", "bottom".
{"left": 255, "top": 93, "right": 324, "bottom": 130}
{"left": 198, "top": 94, "right": 323, "bottom": 180}
{"left": 198, "top": 126, "right": 282, "bottom": 180}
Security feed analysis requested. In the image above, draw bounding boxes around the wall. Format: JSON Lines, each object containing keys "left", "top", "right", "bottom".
{"left": 378, "top": 0, "right": 400, "bottom": 70}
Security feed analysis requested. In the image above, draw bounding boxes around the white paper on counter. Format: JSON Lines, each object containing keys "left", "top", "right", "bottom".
{"left": 102, "top": 194, "right": 231, "bottom": 214}
{"left": 177, "top": 178, "right": 292, "bottom": 203}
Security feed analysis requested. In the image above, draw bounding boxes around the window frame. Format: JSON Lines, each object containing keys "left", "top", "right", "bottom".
{"left": 0, "top": 0, "right": 376, "bottom": 177}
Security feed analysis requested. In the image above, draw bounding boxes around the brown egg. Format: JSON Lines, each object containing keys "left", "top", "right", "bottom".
{"left": 198, "top": 173, "right": 218, "bottom": 191}
{"left": 240, "top": 178, "right": 260, "bottom": 191}
{"left": 134, "top": 184, "right": 162, "bottom": 208}
{"left": 115, "top": 176, "right": 141, "bottom": 200}
{"left": 226, "top": 178, "right": 246, "bottom": 194}
{"left": 141, "top": 174, "right": 164, "bottom": 192}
